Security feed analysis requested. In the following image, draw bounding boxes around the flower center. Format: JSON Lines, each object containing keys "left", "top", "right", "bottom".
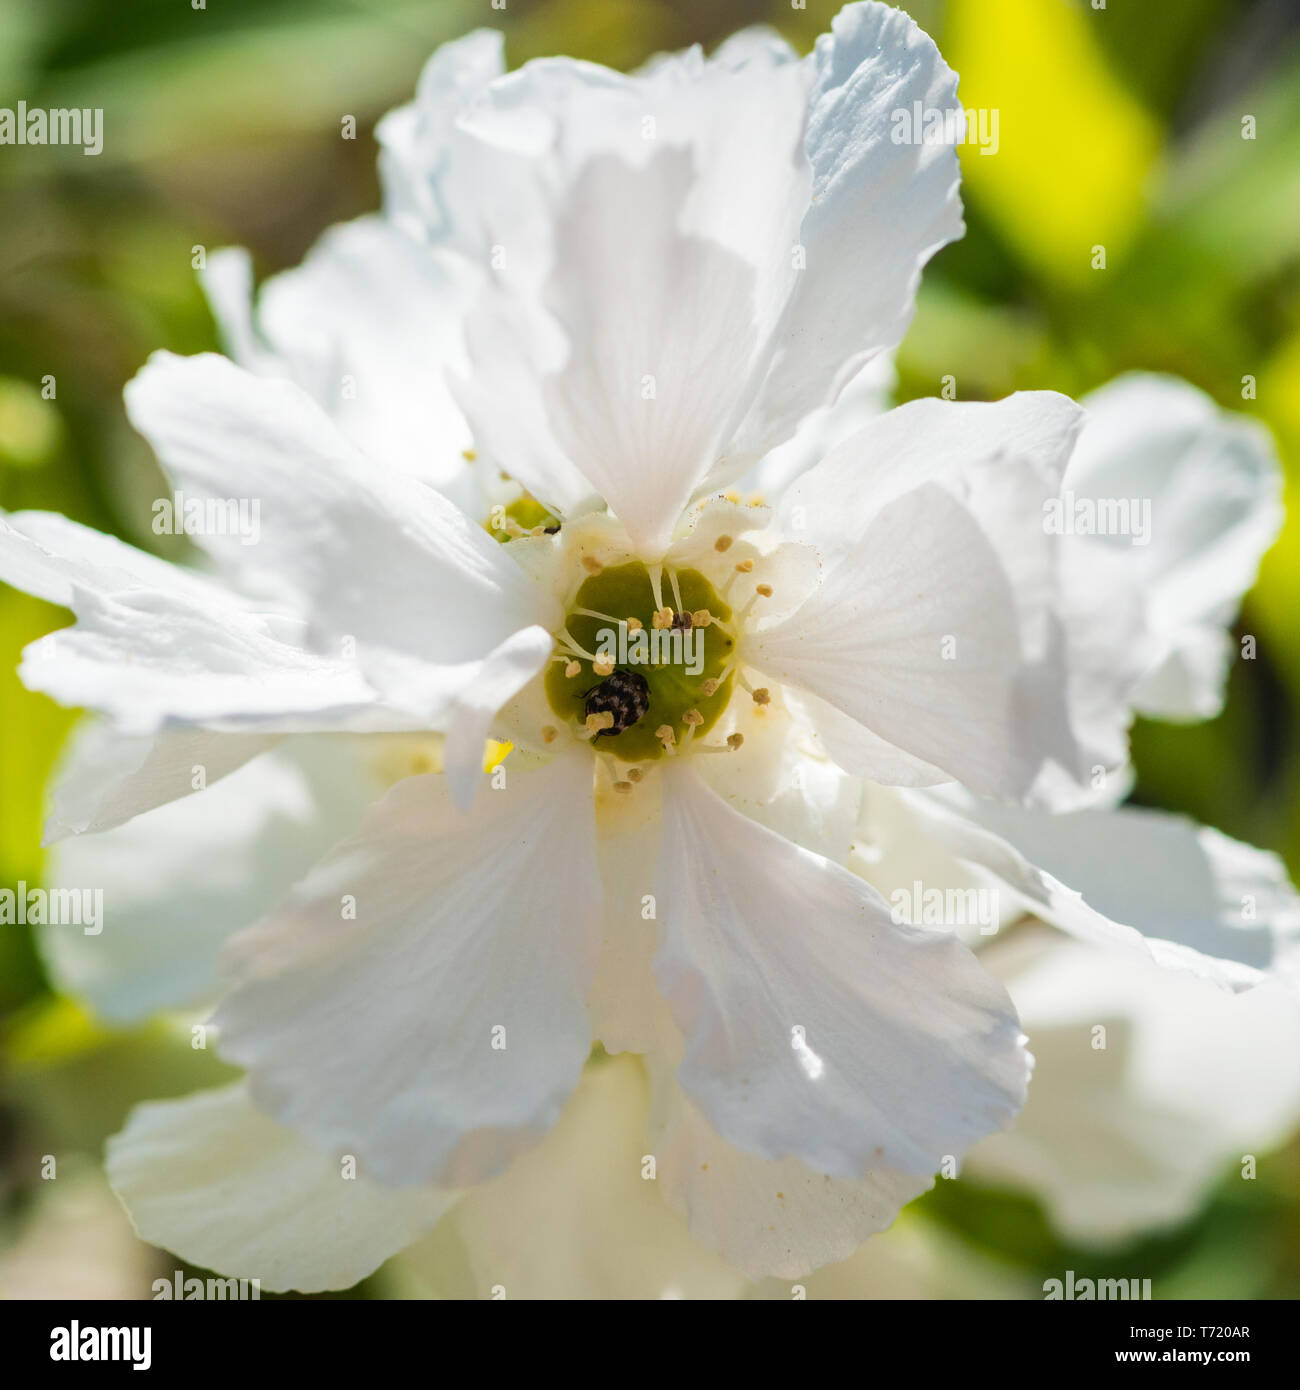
{"left": 545, "top": 561, "right": 736, "bottom": 761}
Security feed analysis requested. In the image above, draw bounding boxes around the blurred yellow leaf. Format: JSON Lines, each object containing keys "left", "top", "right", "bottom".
{"left": 0, "top": 590, "right": 74, "bottom": 885}
{"left": 0, "top": 378, "right": 63, "bottom": 469}
{"left": 5, "top": 995, "right": 111, "bottom": 1068}
{"left": 946, "top": 0, "right": 1161, "bottom": 288}
{"left": 1250, "top": 331, "right": 1300, "bottom": 701}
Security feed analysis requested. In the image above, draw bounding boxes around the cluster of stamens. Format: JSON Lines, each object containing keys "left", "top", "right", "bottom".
{"left": 542, "top": 556, "right": 764, "bottom": 766}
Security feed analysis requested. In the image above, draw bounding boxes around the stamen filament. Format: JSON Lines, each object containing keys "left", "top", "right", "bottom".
{"left": 668, "top": 568, "right": 685, "bottom": 617}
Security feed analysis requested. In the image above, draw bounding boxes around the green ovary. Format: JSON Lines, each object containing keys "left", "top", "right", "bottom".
{"left": 488, "top": 495, "right": 561, "bottom": 542}
{"left": 545, "top": 562, "right": 735, "bottom": 761}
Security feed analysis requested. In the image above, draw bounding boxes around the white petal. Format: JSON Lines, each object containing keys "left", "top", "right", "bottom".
{"left": 770, "top": 396, "right": 1092, "bottom": 802}
{"left": 589, "top": 769, "right": 673, "bottom": 1057}
{"left": 199, "top": 247, "right": 277, "bottom": 375}
{"left": 0, "top": 507, "right": 226, "bottom": 609}
{"left": 707, "top": 27, "right": 799, "bottom": 71}
{"left": 405, "top": 1055, "right": 746, "bottom": 1299}
{"left": 428, "top": 41, "right": 812, "bottom": 303}
{"left": 653, "top": 765, "right": 1030, "bottom": 1177}
{"left": 650, "top": 1056, "right": 931, "bottom": 1280}
{"left": 376, "top": 29, "right": 508, "bottom": 250}
{"left": 123, "top": 352, "right": 557, "bottom": 747}
{"left": 459, "top": 149, "right": 764, "bottom": 554}
{"left": 852, "top": 783, "right": 1014, "bottom": 952}
{"left": 727, "top": 1, "right": 965, "bottom": 459}
{"left": 440, "top": 12, "right": 960, "bottom": 526}
{"left": 1, "top": 512, "right": 381, "bottom": 735}
{"left": 206, "top": 219, "right": 480, "bottom": 501}
{"left": 41, "top": 735, "right": 386, "bottom": 1024}
{"left": 776, "top": 391, "right": 1085, "bottom": 559}
{"left": 125, "top": 351, "right": 547, "bottom": 628}
{"left": 442, "top": 626, "right": 556, "bottom": 809}
{"left": 43, "top": 721, "right": 278, "bottom": 842}
{"left": 753, "top": 480, "right": 1064, "bottom": 799}
{"left": 107, "top": 1083, "right": 454, "bottom": 1292}
{"left": 698, "top": 697, "right": 861, "bottom": 863}
{"left": 787, "top": 687, "right": 950, "bottom": 790}
{"left": 734, "top": 352, "right": 894, "bottom": 503}
{"left": 18, "top": 586, "right": 377, "bottom": 736}
{"left": 214, "top": 753, "right": 602, "bottom": 1187}
{"left": 909, "top": 788, "right": 1300, "bottom": 992}
{"left": 1069, "top": 373, "right": 1283, "bottom": 721}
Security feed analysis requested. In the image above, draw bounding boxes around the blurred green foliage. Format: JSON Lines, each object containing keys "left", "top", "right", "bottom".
{"left": 1, "top": 0, "right": 1298, "bottom": 1297}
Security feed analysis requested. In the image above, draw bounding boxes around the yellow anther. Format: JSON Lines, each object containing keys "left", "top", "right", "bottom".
{"left": 592, "top": 657, "right": 615, "bottom": 677}
{"left": 462, "top": 448, "right": 478, "bottom": 463}
{"left": 626, "top": 616, "right": 644, "bottom": 632}
{"left": 700, "top": 677, "right": 720, "bottom": 698}
{"left": 683, "top": 709, "right": 704, "bottom": 727}
{"left": 586, "top": 711, "right": 616, "bottom": 734}
{"left": 735, "top": 559, "right": 754, "bottom": 574}
{"left": 727, "top": 732, "right": 744, "bottom": 750}
{"left": 691, "top": 609, "right": 713, "bottom": 628}
{"left": 752, "top": 687, "right": 771, "bottom": 706}
{"left": 756, "top": 583, "right": 773, "bottom": 598}
{"left": 652, "top": 607, "right": 674, "bottom": 630}
{"left": 714, "top": 534, "right": 734, "bottom": 552}
{"left": 655, "top": 724, "right": 676, "bottom": 746}
{"left": 626, "top": 767, "right": 644, "bottom": 783}
{"left": 724, "top": 490, "right": 741, "bottom": 503}
{"left": 613, "top": 780, "right": 633, "bottom": 794}
{"left": 564, "top": 660, "right": 581, "bottom": 678}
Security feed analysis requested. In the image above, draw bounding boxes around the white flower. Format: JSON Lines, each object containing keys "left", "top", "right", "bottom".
{"left": 5, "top": 3, "right": 1296, "bottom": 1295}
{"left": 0, "top": 2, "right": 1049, "bottom": 1283}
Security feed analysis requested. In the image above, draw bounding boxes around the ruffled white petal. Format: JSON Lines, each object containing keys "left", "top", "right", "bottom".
{"left": 1, "top": 507, "right": 232, "bottom": 609}
{"left": 726, "top": 0, "right": 964, "bottom": 460}
{"left": 458, "top": 148, "right": 768, "bottom": 553}
{"left": 1068, "top": 373, "right": 1283, "bottom": 721}
{"left": 107, "top": 1083, "right": 454, "bottom": 1292}
{"left": 652, "top": 765, "right": 1030, "bottom": 1178}
{"left": 1, "top": 510, "right": 381, "bottom": 734}
{"left": 203, "top": 219, "right": 480, "bottom": 503}
{"left": 431, "top": 4, "right": 963, "bottom": 537}
{"left": 214, "top": 753, "right": 602, "bottom": 1187}
{"left": 758, "top": 393, "right": 1092, "bottom": 800}
{"left": 909, "top": 788, "right": 1300, "bottom": 992}
{"left": 41, "top": 735, "right": 387, "bottom": 1023}
{"left": 43, "top": 721, "right": 278, "bottom": 843}
{"left": 775, "top": 391, "right": 1084, "bottom": 561}
{"left": 123, "top": 352, "right": 557, "bottom": 754}
{"left": 376, "top": 29, "right": 509, "bottom": 251}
